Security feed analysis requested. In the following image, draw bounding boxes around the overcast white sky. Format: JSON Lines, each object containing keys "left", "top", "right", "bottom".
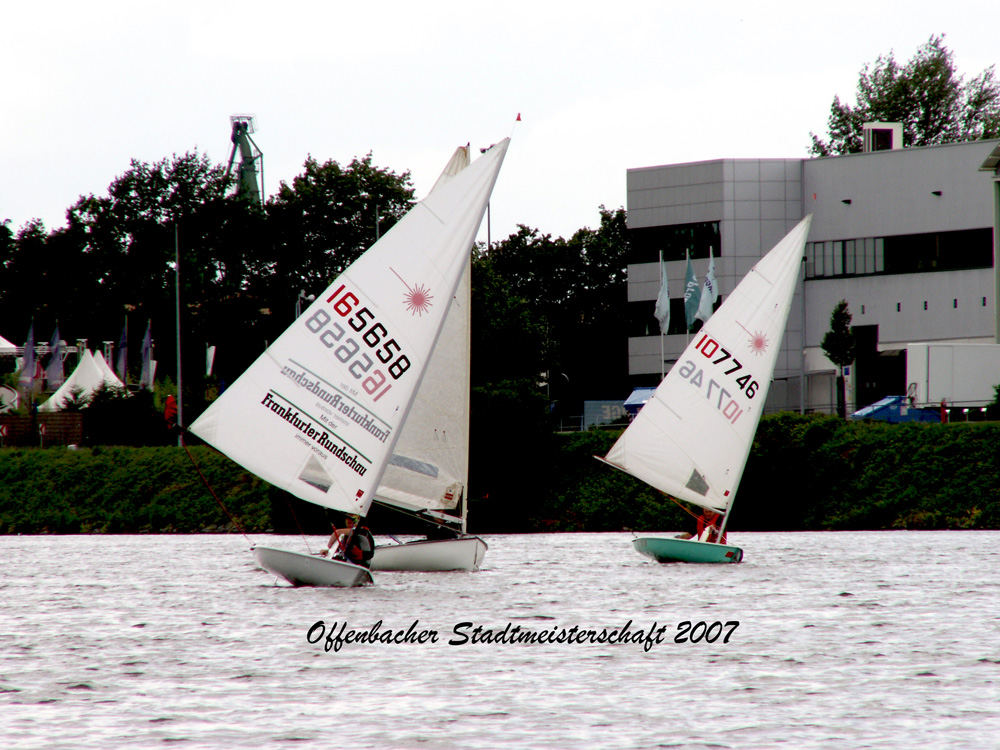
{"left": 3, "top": 1, "right": 997, "bottom": 244}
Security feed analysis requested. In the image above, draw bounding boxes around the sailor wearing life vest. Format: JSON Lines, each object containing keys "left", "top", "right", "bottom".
{"left": 321, "top": 515, "right": 375, "bottom": 567}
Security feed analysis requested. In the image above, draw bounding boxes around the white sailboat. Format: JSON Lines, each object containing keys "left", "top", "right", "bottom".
{"left": 599, "top": 216, "right": 812, "bottom": 564}
{"left": 188, "top": 138, "right": 509, "bottom": 586}
{"left": 370, "top": 145, "right": 487, "bottom": 572}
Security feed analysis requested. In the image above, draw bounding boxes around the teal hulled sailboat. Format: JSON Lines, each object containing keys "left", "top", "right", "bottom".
{"left": 599, "top": 216, "right": 813, "bottom": 564}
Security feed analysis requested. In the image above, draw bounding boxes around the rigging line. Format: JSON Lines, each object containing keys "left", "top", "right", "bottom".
{"left": 662, "top": 491, "right": 702, "bottom": 521}
{"left": 285, "top": 496, "right": 313, "bottom": 554}
{"left": 179, "top": 433, "right": 253, "bottom": 545}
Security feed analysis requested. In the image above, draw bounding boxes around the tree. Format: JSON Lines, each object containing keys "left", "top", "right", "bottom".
{"left": 267, "top": 153, "right": 414, "bottom": 299}
{"left": 473, "top": 206, "right": 629, "bottom": 415}
{"left": 821, "top": 300, "right": 856, "bottom": 418}
{"left": 466, "top": 207, "right": 630, "bottom": 519}
{"left": 810, "top": 34, "right": 1000, "bottom": 156}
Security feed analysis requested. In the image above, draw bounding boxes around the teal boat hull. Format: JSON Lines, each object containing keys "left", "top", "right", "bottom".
{"left": 633, "top": 536, "right": 743, "bottom": 564}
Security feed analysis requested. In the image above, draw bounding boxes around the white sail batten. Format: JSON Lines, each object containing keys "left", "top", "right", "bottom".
{"left": 374, "top": 145, "right": 472, "bottom": 517}
{"left": 189, "top": 140, "right": 508, "bottom": 517}
{"left": 604, "top": 216, "right": 812, "bottom": 513}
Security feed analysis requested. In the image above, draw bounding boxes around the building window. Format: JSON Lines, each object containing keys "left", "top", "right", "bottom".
{"left": 627, "top": 295, "right": 723, "bottom": 337}
{"left": 805, "top": 227, "right": 991, "bottom": 279}
{"left": 627, "top": 221, "right": 720, "bottom": 265}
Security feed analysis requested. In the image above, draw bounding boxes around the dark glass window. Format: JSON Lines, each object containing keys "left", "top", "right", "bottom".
{"left": 627, "top": 221, "right": 721, "bottom": 265}
{"left": 805, "top": 227, "right": 991, "bottom": 279}
{"left": 627, "top": 296, "right": 722, "bottom": 337}
{"left": 882, "top": 228, "right": 992, "bottom": 274}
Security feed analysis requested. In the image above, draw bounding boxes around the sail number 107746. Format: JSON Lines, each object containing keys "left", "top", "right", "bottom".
{"left": 303, "top": 284, "right": 411, "bottom": 403}
{"left": 675, "top": 334, "right": 762, "bottom": 425}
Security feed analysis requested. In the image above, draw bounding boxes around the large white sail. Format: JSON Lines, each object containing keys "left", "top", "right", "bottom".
{"left": 189, "top": 139, "right": 509, "bottom": 518}
{"left": 603, "top": 215, "right": 812, "bottom": 513}
{"left": 374, "top": 145, "right": 473, "bottom": 517}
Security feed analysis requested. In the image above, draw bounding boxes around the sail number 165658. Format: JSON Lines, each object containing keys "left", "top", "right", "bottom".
{"left": 303, "top": 284, "right": 410, "bottom": 403}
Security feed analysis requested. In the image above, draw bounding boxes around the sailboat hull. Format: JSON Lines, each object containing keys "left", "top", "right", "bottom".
{"left": 253, "top": 546, "right": 374, "bottom": 587}
{"left": 633, "top": 536, "right": 743, "bottom": 564}
{"left": 370, "top": 535, "right": 488, "bottom": 571}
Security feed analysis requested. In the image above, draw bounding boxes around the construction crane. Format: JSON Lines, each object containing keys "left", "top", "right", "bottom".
{"left": 225, "top": 115, "right": 264, "bottom": 205}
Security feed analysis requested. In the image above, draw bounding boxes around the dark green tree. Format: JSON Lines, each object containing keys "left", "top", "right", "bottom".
{"left": 810, "top": 34, "right": 1000, "bottom": 156}
{"left": 467, "top": 207, "right": 630, "bottom": 522}
{"left": 987, "top": 383, "right": 1000, "bottom": 420}
{"left": 476, "top": 206, "right": 629, "bottom": 415}
{"left": 60, "top": 152, "right": 272, "bottom": 407}
{"left": 266, "top": 153, "right": 414, "bottom": 300}
{"left": 821, "top": 300, "right": 856, "bottom": 418}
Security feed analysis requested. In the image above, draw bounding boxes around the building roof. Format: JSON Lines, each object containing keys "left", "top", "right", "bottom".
{"left": 979, "top": 142, "right": 1000, "bottom": 172}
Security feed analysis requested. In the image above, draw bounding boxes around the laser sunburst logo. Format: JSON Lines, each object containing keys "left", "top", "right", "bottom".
{"left": 390, "top": 268, "right": 434, "bottom": 317}
{"left": 737, "top": 321, "right": 770, "bottom": 356}
{"left": 749, "top": 330, "right": 769, "bottom": 355}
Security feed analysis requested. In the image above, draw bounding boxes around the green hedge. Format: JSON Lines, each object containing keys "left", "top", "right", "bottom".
{"left": 1, "top": 415, "right": 998, "bottom": 533}
{"left": 538, "top": 414, "right": 999, "bottom": 532}
{"left": 739, "top": 413, "right": 1000, "bottom": 530}
{"left": 0, "top": 446, "right": 276, "bottom": 534}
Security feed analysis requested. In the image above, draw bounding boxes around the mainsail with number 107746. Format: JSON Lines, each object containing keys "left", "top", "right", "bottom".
{"left": 599, "top": 215, "right": 812, "bottom": 564}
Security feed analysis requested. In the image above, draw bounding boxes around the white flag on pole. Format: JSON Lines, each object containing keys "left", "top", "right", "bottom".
{"left": 653, "top": 251, "right": 670, "bottom": 334}
{"left": 695, "top": 247, "right": 718, "bottom": 323}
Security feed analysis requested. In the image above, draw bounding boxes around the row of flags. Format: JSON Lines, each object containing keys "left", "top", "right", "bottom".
{"left": 16, "top": 319, "right": 154, "bottom": 392}
{"left": 652, "top": 248, "right": 719, "bottom": 335}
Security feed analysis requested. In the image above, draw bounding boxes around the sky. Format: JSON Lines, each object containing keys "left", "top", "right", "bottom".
{"left": 3, "top": 1, "right": 998, "bottom": 245}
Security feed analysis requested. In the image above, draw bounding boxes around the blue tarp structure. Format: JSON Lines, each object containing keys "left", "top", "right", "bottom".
{"left": 850, "top": 395, "right": 940, "bottom": 423}
{"left": 623, "top": 387, "right": 656, "bottom": 418}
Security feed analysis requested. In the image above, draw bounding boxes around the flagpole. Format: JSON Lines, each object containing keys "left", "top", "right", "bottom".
{"left": 659, "top": 251, "right": 665, "bottom": 380}
{"left": 659, "top": 330, "right": 665, "bottom": 381}
{"left": 175, "top": 222, "right": 183, "bottom": 446}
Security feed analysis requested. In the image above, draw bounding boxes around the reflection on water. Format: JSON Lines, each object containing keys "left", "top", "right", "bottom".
{"left": 2, "top": 531, "right": 999, "bottom": 748}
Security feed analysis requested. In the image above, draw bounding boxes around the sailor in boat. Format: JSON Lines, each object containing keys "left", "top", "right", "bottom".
{"left": 695, "top": 509, "right": 727, "bottom": 544}
{"left": 321, "top": 515, "right": 376, "bottom": 568}
{"left": 673, "top": 508, "right": 727, "bottom": 544}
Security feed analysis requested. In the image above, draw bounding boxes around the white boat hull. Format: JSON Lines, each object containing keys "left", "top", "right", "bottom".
{"left": 370, "top": 535, "right": 487, "bottom": 571}
{"left": 253, "top": 546, "right": 374, "bottom": 587}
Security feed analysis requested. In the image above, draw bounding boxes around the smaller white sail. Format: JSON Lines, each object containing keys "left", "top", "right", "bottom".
{"left": 603, "top": 216, "right": 812, "bottom": 514}
{"left": 374, "top": 145, "right": 473, "bottom": 518}
{"left": 375, "top": 262, "right": 471, "bottom": 515}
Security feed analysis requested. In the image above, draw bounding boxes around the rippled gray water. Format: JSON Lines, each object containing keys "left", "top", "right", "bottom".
{"left": 2, "top": 531, "right": 999, "bottom": 749}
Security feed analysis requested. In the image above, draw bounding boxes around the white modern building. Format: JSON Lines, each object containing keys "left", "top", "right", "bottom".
{"left": 625, "top": 134, "right": 1000, "bottom": 415}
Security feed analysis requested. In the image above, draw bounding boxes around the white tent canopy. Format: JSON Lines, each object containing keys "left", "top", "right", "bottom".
{"left": 0, "top": 334, "right": 16, "bottom": 355}
{"left": 39, "top": 350, "right": 125, "bottom": 412}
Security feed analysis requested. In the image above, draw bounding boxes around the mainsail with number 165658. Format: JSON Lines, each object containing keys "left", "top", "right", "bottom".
{"left": 189, "top": 139, "right": 509, "bottom": 586}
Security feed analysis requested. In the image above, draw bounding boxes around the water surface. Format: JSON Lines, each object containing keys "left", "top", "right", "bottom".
{"left": 2, "top": 531, "right": 998, "bottom": 748}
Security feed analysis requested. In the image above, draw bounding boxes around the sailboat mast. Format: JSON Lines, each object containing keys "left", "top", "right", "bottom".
{"left": 174, "top": 222, "right": 183, "bottom": 446}
{"left": 717, "top": 505, "right": 733, "bottom": 540}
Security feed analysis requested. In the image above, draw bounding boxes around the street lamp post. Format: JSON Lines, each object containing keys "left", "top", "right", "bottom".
{"left": 295, "top": 289, "right": 316, "bottom": 319}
